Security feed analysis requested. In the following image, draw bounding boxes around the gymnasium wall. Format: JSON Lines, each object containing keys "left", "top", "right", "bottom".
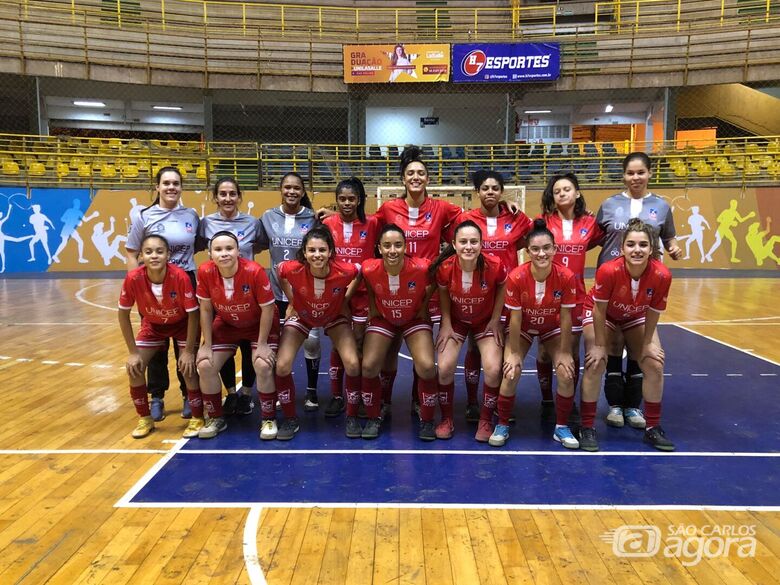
{"left": 0, "top": 186, "right": 777, "bottom": 275}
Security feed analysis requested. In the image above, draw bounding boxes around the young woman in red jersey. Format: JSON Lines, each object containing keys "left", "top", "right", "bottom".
{"left": 361, "top": 224, "right": 438, "bottom": 441}
{"left": 579, "top": 218, "right": 674, "bottom": 452}
{"left": 535, "top": 172, "right": 604, "bottom": 421}
{"left": 321, "top": 177, "right": 380, "bottom": 417}
{"left": 492, "top": 219, "right": 579, "bottom": 449}
{"left": 456, "top": 170, "right": 533, "bottom": 423}
{"left": 195, "top": 232, "right": 279, "bottom": 440}
{"left": 118, "top": 234, "right": 199, "bottom": 439}
{"left": 275, "top": 226, "right": 361, "bottom": 441}
{"left": 431, "top": 220, "right": 507, "bottom": 440}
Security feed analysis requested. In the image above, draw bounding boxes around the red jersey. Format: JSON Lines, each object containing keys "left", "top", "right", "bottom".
{"left": 541, "top": 212, "right": 604, "bottom": 302}
{"left": 323, "top": 214, "right": 380, "bottom": 294}
{"left": 362, "top": 256, "right": 431, "bottom": 326}
{"left": 375, "top": 195, "right": 461, "bottom": 260}
{"left": 590, "top": 257, "right": 671, "bottom": 321}
{"left": 455, "top": 207, "right": 533, "bottom": 269}
{"left": 119, "top": 264, "right": 198, "bottom": 325}
{"left": 277, "top": 258, "right": 358, "bottom": 326}
{"left": 505, "top": 262, "right": 577, "bottom": 330}
{"left": 436, "top": 254, "right": 507, "bottom": 324}
{"left": 196, "top": 257, "right": 275, "bottom": 326}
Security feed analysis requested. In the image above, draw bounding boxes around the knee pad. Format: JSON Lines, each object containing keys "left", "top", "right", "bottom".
{"left": 303, "top": 328, "right": 322, "bottom": 360}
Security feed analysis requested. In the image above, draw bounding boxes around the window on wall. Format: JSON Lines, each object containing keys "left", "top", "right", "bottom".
{"left": 518, "top": 125, "right": 569, "bottom": 140}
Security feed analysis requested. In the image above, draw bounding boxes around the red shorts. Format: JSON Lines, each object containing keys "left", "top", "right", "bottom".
{"left": 349, "top": 290, "right": 369, "bottom": 324}
{"left": 582, "top": 297, "right": 646, "bottom": 332}
{"left": 136, "top": 318, "right": 190, "bottom": 349}
{"left": 365, "top": 316, "right": 433, "bottom": 340}
{"left": 284, "top": 314, "right": 351, "bottom": 338}
{"left": 503, "top": 316, "right": 561, "bottom": 344}
{"left": 428, "top": 295, "right": 441, "bottom": 324}
{"left": 452, "top": 318, "right": 497, "bottom": 343}
{"left": 212, "top": 315, "right": 280, "bottom": 353}
{"left": 571, "top": 303, "right": 584, "bottom": 333}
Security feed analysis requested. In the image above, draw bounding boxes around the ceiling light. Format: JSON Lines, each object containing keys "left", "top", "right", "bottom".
{"left": 73, "top": 100, "right": 106, "bottom": 108}
{"left": 153, "top": 105, "right": 183, "bottom": 111}
{"left": 605, "top": 104, "right": 614, "bottom": 113}
{"left": 524, "top": 109, "right": 551, "bottom": 114}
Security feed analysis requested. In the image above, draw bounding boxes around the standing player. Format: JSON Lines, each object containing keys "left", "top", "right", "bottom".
{"left": 255, "top": 172, "right": 323, "bottom": 413}
{"left": 596, "top": 153, "right": 681, "bottom": 429}
{"left": 432, "top": 220, "right": 507, "bottom": 440}
{"left": 536, "top": 172, "right": 604, "bottom": 420}
{"left": 492, "top": 219, "right": 578, "bottom": 448}
{"left": 322, "top": 177, "right": 380, "bottom": 417}
{"left": 196, "top": 232, "right": 279, "bottom": 439}
{"left": 275, "top": 226, "right": 362, "bottom": 440}
{"left": 118, "top": 235, "right": 200, "bottom": 438}
{"left": 579, "top": 218, "right": 674, "bottom": 451}
{"left": 125, "top": 167, "right": 199, "bottom": 421}
{"left": 361, "top": 225, "right": 438, "bottom": 440}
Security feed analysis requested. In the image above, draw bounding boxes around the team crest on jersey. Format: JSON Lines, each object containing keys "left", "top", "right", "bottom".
{"left": 237, "top": 230, "right": 245, "bottom": 240}
{"left": 408, "top": 281, "right": 416, "bottom": 290}
{"left": 242, "top": 284, "right": 251, "bottom": 294}
{"left": 169, "top": 291, "right": 177, "bottom": 299}
{"left": 332, "top": 287, "right": 342, "bottom": 294}
{"left": 580, "top": 228, "right": 589, "bottom": 236}
{"left": 185, "top": 222, "right": 193, "bottom": 233}
{"left": 480, "top": 281, "right": 488, "bottom": 290}
{"left": 615, "top": 206, "right": 625, "bottom": 216}
{"left": 504, "top": 223, "right": 513, "bottom": 233}
{"left": 646, "top": 288, "right": 654, "bottom": 297}
{"left": 300, "top": 223, "right": 310, "bottom": 231}
{"left": 553, "top": 290, "right": 562, "bottom": 299}
{"left": 424, "top": 212, "right": 432, "bottom": 222}
{"left": 649, "top": 209, "right": 658, "bottom": 220}
{"left": 359, "top": 230, "right": 368, "bottom": 239}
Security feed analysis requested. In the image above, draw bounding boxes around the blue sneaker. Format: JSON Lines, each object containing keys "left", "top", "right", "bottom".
{"left": 181, "top": 396, "right": 192, "bottom": 419}
{"left": 150, "top": 398, "right": 165, "bottom": 422}
{"left": 488, "top": 424, "right": 510, "bottom": 447}
{"left": 553, "top": 425, "right": 580, "bottom": 449}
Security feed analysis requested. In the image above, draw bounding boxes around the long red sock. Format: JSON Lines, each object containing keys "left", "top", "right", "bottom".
{"left": 537, "top": 359, "right": 553, "bottom": 401}
{"left": 275, "top": 374, "right": 297, "bottom": 419}
{"left": 380, "top": 370, "right": 396, "bottom": 405}
{"left": 464, "top": 347, "right": 481, "bottom": 405}
{"left": 580, "top": 400, "right": 597, "bottom": 428}
{"left": 438, "top": 381, "right": 455, "bottom": 420}
{"left": 418, "top": 377, "right": 438, "bottom": 422}
{"left": 202, "top": 393, "right": 223, "bottom": 418}
{"left": 481, "top": 384, "right": 499, "bottom": 422}
{"left": 329, "top": 351, "right": 344, "bottom": 398}
{"left": 644, "top": 400, "right": 662, "bottom": 428}
{"left": 130, "top": 384, "right": 150, "bottom": 417}
{"left": 360, "top": 375, "right": 382, "bottom": 419}
{"left": 345, "top": 374, "right": 364, "bottom": 417}
{"left": 259, "top": 392, "right": 276, "bottom": 420}
{"left": 497, "top": 394, "right": 515, "bottom": 426}
{"left": 186, "top": 388, "right": 203, "bottom": 419}
{"left": 555, "top": 392, "right": 574, "bottom": 426}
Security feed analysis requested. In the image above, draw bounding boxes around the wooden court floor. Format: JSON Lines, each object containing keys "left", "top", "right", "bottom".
{"left": 0, "top": 276, "right": 778, "bottom": 584}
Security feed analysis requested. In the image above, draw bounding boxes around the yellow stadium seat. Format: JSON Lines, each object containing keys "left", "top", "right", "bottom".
{"left": 77, "top": 162, "right": 92, "bottom": 177}
{"left": 100, "top": 164, "right": 117, "bottom": 179}
{"left": 195, "top": 165, "right": 208, "bottom": 181}
{"left": 671, "top": 163, "right": 688, "bottom": 178}
{"left": 138, "top": 159, "right": 151, "bottom": 172}
{"left": 694, "top": 162, "right": 713, "bottom": 177}
{"left": 715, "top": 160, "right": 736, "bottom": 177}
{"left": 121, "top": 165, "right": 139, "bottom": 179}
{"left": 756, "top": 154, "right": 773, "bottom": 168}
{"left": 767, "top": 139, "right": 780, "bottom": 153}
{"left": 2, "top": 160, "right": 20, "bottom": 175}
{"left": 746, "top": 143, "right": 761, "bottom": 154}
{"left": 744, "top": 160, "right": 761, "bottom": 176}
{"left": 28, "top": 161, "right": 46, "bottom": 176}
{"left": 767, "top": 161, "right": 780, "bottom": 177}
{"left": 56, "top": 162, "right": 70, "bottom": 178}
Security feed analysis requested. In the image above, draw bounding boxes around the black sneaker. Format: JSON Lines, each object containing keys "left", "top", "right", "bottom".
{"left": 579, "top": 427, "right": 599, "bottom": 452}
{"left": 222, "top": 393, "right": 238, "bottom": 416}
{"left": 236, "top": 393, "right": 254, "bottom": 415}
{"left": 540, "top": 400, "right": 555, "bottom": 423}
{"left": 324, "top": 396, "right": 345, "bottom": 417}
{"left": 380, "top": 402, "right": 391, "bottom": 421}
{"left": 465, "top": 403, "right": 480, "bottom": 424}
{"left": 419, "top": 420, "right": 436, "bottom": 442}
{"left": 644, "top": 426, "right": 675, "bottom": 451}
{"left": 362, "top": 418, "right": 381, "bottom": 440}
{"left": 276, "top": 418, "right": 300, "bottom": 441}
{"left": 304, "top": 389, "right": 319, "bottom": 412}
{"left": 345, "top": 416, "right": 362, "bottom": 438}
{"left": 357, "top": 403, "right": 368, "bottom": 419}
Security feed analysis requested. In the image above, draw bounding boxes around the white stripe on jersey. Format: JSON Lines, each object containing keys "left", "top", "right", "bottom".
{"left": 342, "top": 221, "right": 353, "bottom": 242}
{"left": 486, "top": 217, "right": 497, "bottom": 237}
{"left": 222, "top": 276, "right": 235, "bottom": 300}
{"left": 284, "top": 213, "right": 296, "bottom": 234}
{"left": 314, "top": 277, "right": 325, "bottom": 299}
{"left": 408, "top": 207, "right": 419, "bottom": 226}
{"left": 151, "top": 283, "right": 164, "bottom": 303}
{"left": 388, "top": 274, "right": 400, "bottom": 294}
{"left": 562, "top": 219, "right": 573, "bottom": 240}
{"left": 631, "top": 278, "right": 639, "bottom": 300}
{"left": 461, "top": 270, "right": 474, "bottom": 293}
{"left": 535, "top": 280, "right": 545, "bottom": 304}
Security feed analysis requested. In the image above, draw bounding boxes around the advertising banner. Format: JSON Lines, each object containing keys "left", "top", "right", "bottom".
{"left": 452, "top": 43, "right": 561, "bottom": 83}
{"left": 343, "top": 44, "right": 450, "bottom": 83}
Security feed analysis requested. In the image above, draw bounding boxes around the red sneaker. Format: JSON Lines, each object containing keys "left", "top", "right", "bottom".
{"left": 475, "top": 419, "right": 493, "bottom": 442}
{"left": 435, "top": 418, "right": 454, "bottom": 440}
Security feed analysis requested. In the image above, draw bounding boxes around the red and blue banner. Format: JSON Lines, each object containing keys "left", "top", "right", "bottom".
{"left": 452, "top": 42, "right": 561, "bottom": 83}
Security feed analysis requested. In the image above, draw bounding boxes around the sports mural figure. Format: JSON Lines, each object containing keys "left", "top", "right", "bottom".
{"left": 745, "top": 217, "right": 780, "bottom": 266}
{"left": 52, "top": 198, "right": 99, "bottom": 264}
{"left": 92, "top": 217, "right": 128, "bottom": 266}
{"left": 704, "top": 199, "right": 755, "bottom": 263}
{"left": 677, "top": 205, "right": 711, "bottom": 263}
{"left": 27, "top": 204, "right": 55, "bottom": 264}
{"left": 0, "top": 204, "right": 33, "bottom": 273}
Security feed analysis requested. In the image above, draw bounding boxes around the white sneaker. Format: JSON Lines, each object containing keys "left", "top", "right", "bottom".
{"left": 198, "top": 416, "right": 227, "bottom": 439}
{"left": 260, "top": 419, "right": 278, "bottom": 440}
{"left": 606, "top": 406, "right": 625, "bottom": 428}
{"left": 624, "top": 408, "right": 647, "bottom": 429}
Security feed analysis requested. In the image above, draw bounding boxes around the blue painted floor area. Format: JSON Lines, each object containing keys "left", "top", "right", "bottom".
{"left": 132, "top": 324, "right": 780, "bottom": 506}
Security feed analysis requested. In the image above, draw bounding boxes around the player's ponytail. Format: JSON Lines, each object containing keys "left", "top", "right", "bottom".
{"left": 527, "top": 218, "right": 555, "bottom": 245}
{"left": 399, "top": 146, "right": 428, "bottom": 199}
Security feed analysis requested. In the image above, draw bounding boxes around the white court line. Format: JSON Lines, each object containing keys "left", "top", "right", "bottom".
{"left": 671, "top": 323, "right": 780, "bottom": 367}
{"left": 670, "top": 315, "right": 780, "bottom": 325}
{"left": 75, "top": 283, "right": 118, "bottom": 312}
{"left": 114, "top": 438, "right": 188, "bottom": 507}
{"left": 243, "top": 506, "right": 267, "bottom": 585}
{"left": 172, "top": 449, "right": 780, "bottom": 458}
{"left": 4, "top": 322, "right": 115, "bottom": 326}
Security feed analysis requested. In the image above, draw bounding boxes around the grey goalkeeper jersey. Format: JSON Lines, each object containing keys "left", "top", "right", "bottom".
{"left": 198, "top": 211, "right": 258, "bottom": 260}
{"left": 596, "top": 192, "right": 676, "bottom": 266}
{"left": 255, "top": 205, "right": 317, "bottom": 301}
{"left": 126, "top": 204, "right": 199, "bottom": 271}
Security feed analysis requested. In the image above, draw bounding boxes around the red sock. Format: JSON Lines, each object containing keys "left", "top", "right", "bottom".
{"left": 497, "top": 394, "right": 515, "bottom": 426}
{"left": 345, "top": 376, "right": 361, "bottom": 417}
{"left": 481, "top": 384, "right": 499, "bottom": 422}
{"left": 130, "top": 384, "right": 150, "bottom": 417}
{"left": 537, "top": 359, "right": 553, "bottom": 401}
{"left": 438, "top": 381, "right": 455, "bottom": 420}
{"left": 555, "top": 392, "right": 574, "bottom": 426}
{"left": 644, "top": 400, "right": 662, "bottom": 428}
{"left": 360, "top": 375, "right": 382, "bottom": 419}
{"left": 418, "top": 377, "right": 438, "bottom": 422}
{"left": 275, "top": 374, "right": 297, "bottom": 419}
{"left": 580, "top": 400, "right": 597, "bottom": 428}
{"left": 259, "top": 392, "right": 276, "bottom": 420}
{"left": 573, "top": 356, "right": 581, "bottom": 395}
{"left": 202, "top": 393, "right": 223, "bottom": 418}
{"left": 464, "top": 347, "right": 481, "bottom": 405}
{"left": 380, "top": 370, "right": 396, "bottom": 404}
{"left": 329, "top": 351, "right": 344, "bottom": 398}
{"left": 186, "top": 388, "right": 203, "bottom": 419}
